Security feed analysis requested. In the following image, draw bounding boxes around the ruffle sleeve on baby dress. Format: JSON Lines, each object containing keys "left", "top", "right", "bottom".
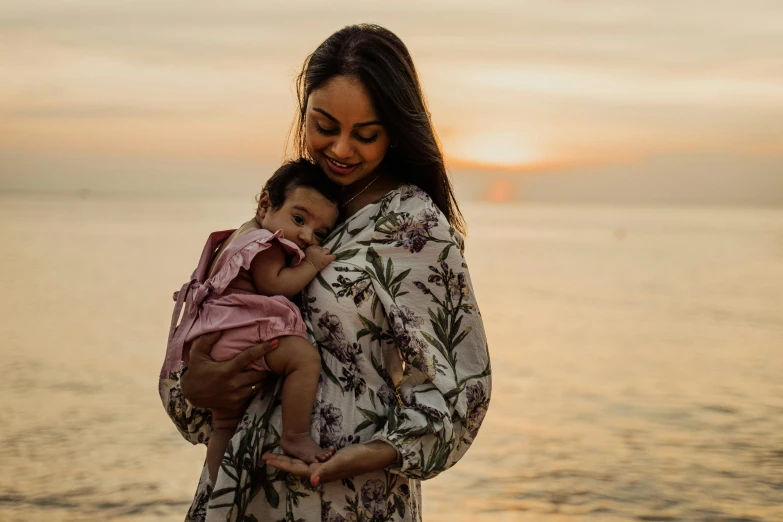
{"left": 207, "top": 228, "right": 305, "bottom": 294}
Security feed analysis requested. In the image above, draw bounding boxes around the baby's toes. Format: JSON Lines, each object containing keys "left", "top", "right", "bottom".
{"left": 307, "top": 454, "right": 321, "bottom": 464}
{"left": 316, "top": 451, "right": 332, "bottom": 462}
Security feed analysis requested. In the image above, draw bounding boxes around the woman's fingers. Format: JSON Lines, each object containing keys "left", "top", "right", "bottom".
{"left": 230, "top": 373, "right": 268, "bottom": 404}
{"left": 189, "top": 331, "right": 222, "bottom": 360}
{"left": 229, "top": 339, "right": 279, "bottom": 373}
{"left": 234, "top": 369, "right": 269, "bottom": 388}
{"left": 261, "top": 453, "right": 312, "bottom": 477}
{"left": 261, "top": 452, "right": 334, "bottom": 488}
{"left": 309, "top": 461, "right": 331, "bottom": 486}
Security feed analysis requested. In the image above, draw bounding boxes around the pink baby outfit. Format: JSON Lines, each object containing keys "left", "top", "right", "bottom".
{"left": 160, "top": 228, "right": 308, "bottom": 378}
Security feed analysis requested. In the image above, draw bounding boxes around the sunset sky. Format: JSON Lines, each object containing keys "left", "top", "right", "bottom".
{"left": 1, "top": 1, "right": 781, "bottom": 196}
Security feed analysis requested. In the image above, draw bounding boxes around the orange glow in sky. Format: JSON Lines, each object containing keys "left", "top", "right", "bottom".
{"left": 1, "top": 1, "right": 782, "bottom": 194}
{"left": 446, "top": 132, "right": 541, "bottom": 170}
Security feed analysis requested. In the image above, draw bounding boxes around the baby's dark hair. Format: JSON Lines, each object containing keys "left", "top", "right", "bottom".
{"left": 260, "top": 159, "right": 340, "bottom": 211}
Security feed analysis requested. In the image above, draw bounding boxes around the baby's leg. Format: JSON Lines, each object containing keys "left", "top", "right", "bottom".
{"left": 263, "top": 335, "right": 332, "bottom": 463}
{"left": 206, "top": 408, "right": 243, "bottom": 487}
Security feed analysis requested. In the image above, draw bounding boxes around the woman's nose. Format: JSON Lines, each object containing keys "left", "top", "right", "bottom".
{"left": 331, "top": 133, "right": 353, "bottom": 159}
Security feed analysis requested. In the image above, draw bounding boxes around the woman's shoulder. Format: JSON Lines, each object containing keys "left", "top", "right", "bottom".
{"left": 369, "top": 184, "right": 464, "bottom": 255}
{"left": 381, "top": 184, "right": 448, "bottom": 227}
{"left": 387, "top": 184, "right": 437, "bottom": 211}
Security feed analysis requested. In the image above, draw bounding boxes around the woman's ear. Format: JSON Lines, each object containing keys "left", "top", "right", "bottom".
{"left": 256, "top": 191, "right": 271, "bottom": 220}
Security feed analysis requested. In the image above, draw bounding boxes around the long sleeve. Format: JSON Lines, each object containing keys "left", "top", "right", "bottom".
{"left": 364, "top": 190, "right": 491, "bottom": 479}
{"left": 173, "top": 186, "right": 488, "bottom": 521}
{"left": 159, "top": 366, "right": 213, "bottom": 445}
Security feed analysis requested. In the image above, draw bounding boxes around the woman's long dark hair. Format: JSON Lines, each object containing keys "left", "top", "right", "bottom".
{"left": 289, "top": 24, "right": 466, "bottom": 235}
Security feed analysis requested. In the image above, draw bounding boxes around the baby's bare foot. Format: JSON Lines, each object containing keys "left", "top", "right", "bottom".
{"left": 280, "top": 432, "right": 332, "bottom": 464}
{"left": 316, "top": 445, "right": 335, "bottom": 462}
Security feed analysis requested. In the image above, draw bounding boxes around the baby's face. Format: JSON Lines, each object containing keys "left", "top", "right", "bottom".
{"left": 260, "top": 186, "right": 339, "bottom": 250}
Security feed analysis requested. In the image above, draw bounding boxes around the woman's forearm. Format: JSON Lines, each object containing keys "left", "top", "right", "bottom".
{"left": 346, "top": 441, "right": 399, "bottom": 476}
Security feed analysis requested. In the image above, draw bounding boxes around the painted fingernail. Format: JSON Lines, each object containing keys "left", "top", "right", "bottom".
{"left": 270, "top": 338, "right": 279, "bottom": 348}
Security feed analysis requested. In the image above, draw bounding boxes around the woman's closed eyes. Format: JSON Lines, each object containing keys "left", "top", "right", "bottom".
{"left": 355, "top": 133, "right": 378, "bottom": 144}
{"left": 314, "top": 121, "right": 378, "bottom": 144}
{"left": 314, "top": 121, "right": 338, "bottom": 136}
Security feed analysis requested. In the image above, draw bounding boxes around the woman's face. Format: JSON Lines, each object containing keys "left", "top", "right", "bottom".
{"left": 305, "top": 75, "right": 391, "bottom": 187}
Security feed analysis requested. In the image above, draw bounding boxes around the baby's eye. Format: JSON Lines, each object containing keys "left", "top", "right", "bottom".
{"left": 314, "top": 231, "right": 326, "bottom": 241}
{"left": 293, "top": 215, "right": 305, "bottom": 225}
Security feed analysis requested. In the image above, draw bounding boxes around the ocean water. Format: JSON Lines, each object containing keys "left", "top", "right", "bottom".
{"left": 1, "top": 194, "right": 782, "bottom": 522}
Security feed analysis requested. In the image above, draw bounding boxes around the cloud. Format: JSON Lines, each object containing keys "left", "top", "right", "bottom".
{"left": 2, "top": 1, "right": 782, "bottom": 71}
{"left": 461, "top": 66, "right": 783, "bottom": 107}
{"left": 1, "top": 0, "right": 781, "bottom": 170}
{"left": 1, "top": 105, "right": 209, "bottom": 119}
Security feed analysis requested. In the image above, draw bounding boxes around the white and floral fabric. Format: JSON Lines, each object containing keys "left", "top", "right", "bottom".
{"left": 160, "top": 184, "right": 492, "bottom": 522}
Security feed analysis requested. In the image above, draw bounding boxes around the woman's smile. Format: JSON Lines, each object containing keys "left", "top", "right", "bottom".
{"left": 324, "top": 155, "right": 360, "bottom": 176}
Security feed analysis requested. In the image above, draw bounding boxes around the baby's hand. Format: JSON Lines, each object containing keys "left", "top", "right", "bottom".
{"left": 304, "top": 245, "right": 336, "bottom": 271}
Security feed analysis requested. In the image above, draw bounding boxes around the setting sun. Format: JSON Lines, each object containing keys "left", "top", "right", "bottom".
{"left": 446, "top": 132, "right": 542, "bottom": 169}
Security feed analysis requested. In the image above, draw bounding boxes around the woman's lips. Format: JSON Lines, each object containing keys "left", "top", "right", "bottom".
{"left": 325, "top": 156, "right": 359, "bottom": 176}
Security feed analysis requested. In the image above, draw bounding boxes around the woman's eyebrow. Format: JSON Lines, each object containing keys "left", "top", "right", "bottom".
{"left": 312, "top": 107, "right": 382, "bottom": 128}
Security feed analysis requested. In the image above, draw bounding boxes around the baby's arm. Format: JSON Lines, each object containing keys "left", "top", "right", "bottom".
{"left": 249, "top": 243, "right": 335, "bottom": 299}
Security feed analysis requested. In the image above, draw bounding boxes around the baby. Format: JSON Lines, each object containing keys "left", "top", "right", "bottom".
{"left": 165, "top": 159, "right": 340, "bottom": 486}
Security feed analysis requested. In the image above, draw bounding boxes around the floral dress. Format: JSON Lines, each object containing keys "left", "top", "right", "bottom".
{"left": 160, "top": 184, "right": 492, "bottom": 522}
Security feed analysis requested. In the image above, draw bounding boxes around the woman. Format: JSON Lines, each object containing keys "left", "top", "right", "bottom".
{"left": 160, "top": 24, "right": 491, "bottom": 522}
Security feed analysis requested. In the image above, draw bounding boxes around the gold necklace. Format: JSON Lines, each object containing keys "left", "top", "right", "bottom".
{"left": 341, "top": 174, "right": 382, "bottom": 208}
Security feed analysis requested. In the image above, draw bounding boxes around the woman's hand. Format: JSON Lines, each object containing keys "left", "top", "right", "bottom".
{"left": 262, "top": 440, "right": 399, "bottom": 486}
{"left": 180, "top": 332, "right": 279, "bottom": 410}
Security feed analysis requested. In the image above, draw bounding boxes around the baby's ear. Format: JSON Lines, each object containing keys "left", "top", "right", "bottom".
{"left": 256, "top": 191, "right": 271, "bottom": 218}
